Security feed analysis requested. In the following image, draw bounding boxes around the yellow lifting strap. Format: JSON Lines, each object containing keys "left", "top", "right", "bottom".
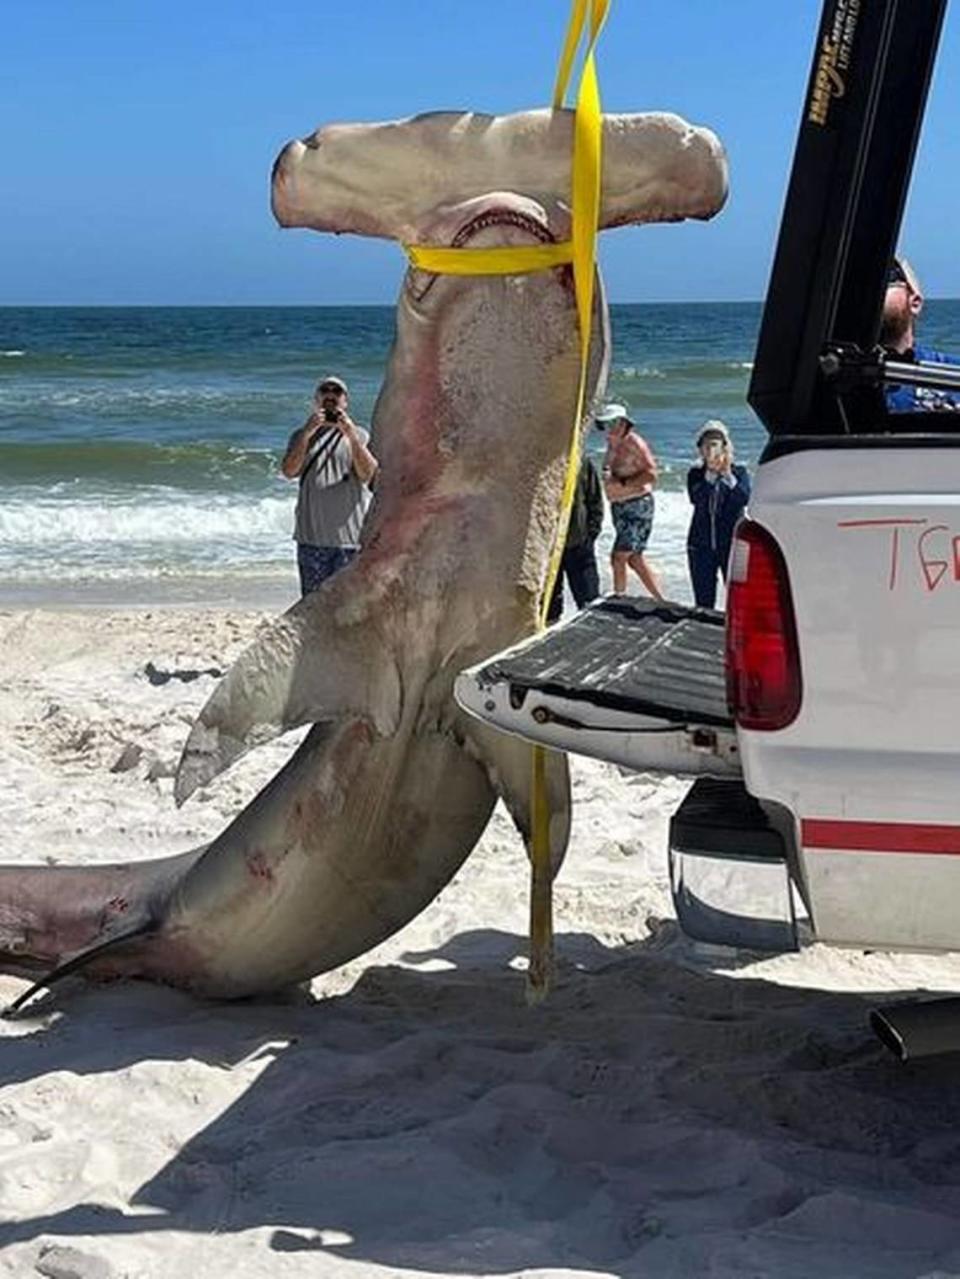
{"left": 403, "top": 0, "right": 610, "bottom": 1001}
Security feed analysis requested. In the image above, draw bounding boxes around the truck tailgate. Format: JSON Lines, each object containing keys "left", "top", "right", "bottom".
{"left": 455, "top": 597, "right": 740, "bottom": 777}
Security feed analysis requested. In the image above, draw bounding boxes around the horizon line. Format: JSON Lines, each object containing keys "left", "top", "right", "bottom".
{"left": 3, "top": 297, "right": 959, "bottom": 309}
{"left": 0, "top": 298, "right": 767, "bottom": 309}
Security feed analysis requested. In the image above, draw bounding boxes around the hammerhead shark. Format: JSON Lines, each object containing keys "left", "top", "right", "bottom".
{"left": 0, "top": 108, "right": 726, "bottom": 1009}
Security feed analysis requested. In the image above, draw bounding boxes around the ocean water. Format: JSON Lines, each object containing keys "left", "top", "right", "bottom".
{"left": 2, "top": 301, "right": 958, "bottom": 608}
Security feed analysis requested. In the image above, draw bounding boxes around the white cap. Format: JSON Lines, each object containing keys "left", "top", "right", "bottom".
{"left": 316, "top": 375, "right": 348, "bottom": 394}
{"left": 594, "top": 402, "right": 629, "bottom": 423}
{"left": 891, "top": 255, "right": 922, "bottom": 299}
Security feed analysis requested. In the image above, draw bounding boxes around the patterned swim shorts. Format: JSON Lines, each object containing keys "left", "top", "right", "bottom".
{"left": 610, "top": 493, "right": 655, "bottom": 554}
{"left": 296, "top": 543, "right": 358, "bottom": 595}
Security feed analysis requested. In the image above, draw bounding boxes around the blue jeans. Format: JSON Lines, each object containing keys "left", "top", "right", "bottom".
{"left": 687, "top": 544, "right": 727, "bottom": 610}
{"left": 547, "top": 542, "right": 600, "bottom": 623}
{"left": 297, "top": 544, "right": 358, "bottom": 596}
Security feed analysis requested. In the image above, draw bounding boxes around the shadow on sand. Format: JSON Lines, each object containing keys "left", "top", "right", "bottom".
{"left": 3, "top": 926, "right": 960, "bottom": 1274}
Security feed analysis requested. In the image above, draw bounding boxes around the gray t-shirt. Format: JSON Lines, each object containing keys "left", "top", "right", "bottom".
{"left": 293, "top": 425, "right": 373, "bottom": 548}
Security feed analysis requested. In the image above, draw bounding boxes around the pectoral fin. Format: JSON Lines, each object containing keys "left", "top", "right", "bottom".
{"left": 175, "top": 597, "right": 401, "bottom": 805}
{"left": 461, "top": 720, "right": 571, "bottom": 875}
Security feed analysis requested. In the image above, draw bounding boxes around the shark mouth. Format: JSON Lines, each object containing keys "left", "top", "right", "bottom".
{"left": 407, "top": 206, "right": 557, "bottom": 301}
{"left": 451, "top": 207, "right": 555, "bottom": 249}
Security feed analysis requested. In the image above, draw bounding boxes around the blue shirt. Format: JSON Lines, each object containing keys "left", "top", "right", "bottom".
{"left": 885, "top": 344, "right": 960, "bottom": 414}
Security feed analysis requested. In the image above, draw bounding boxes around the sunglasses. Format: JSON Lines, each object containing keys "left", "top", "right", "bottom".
{"left": 886, "top": 263, "right": 909, "bottom": 288}
{"left": 318, "top": 384, "right": 344, "bottom": 395}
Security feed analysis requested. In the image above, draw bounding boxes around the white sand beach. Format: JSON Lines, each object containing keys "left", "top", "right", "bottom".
{"left": 3, "top": 607, "right": 960, "bottom": 1279}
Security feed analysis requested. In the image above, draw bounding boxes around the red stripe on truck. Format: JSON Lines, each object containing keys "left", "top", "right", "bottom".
{"left": 802, "top": 819, "right": 960, "bottom": 855}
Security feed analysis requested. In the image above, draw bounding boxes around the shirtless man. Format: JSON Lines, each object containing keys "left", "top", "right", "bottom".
{"left": 596, "top": 403, "right": 664, "bottom": 599}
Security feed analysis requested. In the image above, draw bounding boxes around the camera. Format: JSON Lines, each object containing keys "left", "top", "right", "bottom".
{"left": 323, "top": 408, "right": 340, "bottom": 424}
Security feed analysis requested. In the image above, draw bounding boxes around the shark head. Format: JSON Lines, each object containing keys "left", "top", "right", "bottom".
{"left": 271, "top": 108, "right": 727, "bottom": 487}
{"left": 271, "top": 107, "right": 728, "bottom": 240}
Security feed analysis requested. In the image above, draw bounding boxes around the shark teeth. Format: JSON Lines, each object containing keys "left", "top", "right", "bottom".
{"left": 451, "top": 208, "right": 555, "bottom": 248}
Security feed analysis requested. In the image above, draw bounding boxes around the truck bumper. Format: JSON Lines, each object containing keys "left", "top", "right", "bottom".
{"left": 670, "top": 778, "right": 802, "bottom": 952}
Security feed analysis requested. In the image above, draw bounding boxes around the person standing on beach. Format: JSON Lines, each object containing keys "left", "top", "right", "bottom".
{"left": 281, "top": 375, "right": 378, "bottom": 595}
{"left": 686, "top": 419, "right": 750, "bottom": 609}
{"left": 596, "top": 403, "right": 664, "bottom": 600}
{"left": 546, "top": 452, "right": 604, "bottom": 623}
{"left": 881, "top": 256, "right": 960, "bottom": 413}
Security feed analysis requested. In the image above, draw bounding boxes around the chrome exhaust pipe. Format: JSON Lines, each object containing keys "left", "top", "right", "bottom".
{"left": 870, "top": 997, "right": 960, "bottom": 1061}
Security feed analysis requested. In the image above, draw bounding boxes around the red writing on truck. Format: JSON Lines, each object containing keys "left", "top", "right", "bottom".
{"left": 838, "top": 517, "right": 960, "bottom": 592}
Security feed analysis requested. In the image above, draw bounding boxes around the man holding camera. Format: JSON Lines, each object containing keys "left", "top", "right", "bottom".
{"left": 281, "top": 375, "right": 378, "bottom": 595}
{"left": 685, "top": 419, "right": 750, "bottom": 609}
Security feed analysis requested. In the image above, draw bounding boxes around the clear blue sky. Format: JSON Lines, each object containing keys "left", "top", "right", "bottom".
{"left": 3, "top": 1, "right": 958, "bottom": 305}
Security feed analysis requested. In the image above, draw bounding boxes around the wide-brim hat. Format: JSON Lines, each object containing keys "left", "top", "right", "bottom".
{"left": 696, "top": 419, "right": 731, "bottom": 447}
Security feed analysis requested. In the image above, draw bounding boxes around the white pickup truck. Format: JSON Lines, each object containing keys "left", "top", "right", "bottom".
{"left": 455, "top": 0, "right": 960, "bottom": 1060}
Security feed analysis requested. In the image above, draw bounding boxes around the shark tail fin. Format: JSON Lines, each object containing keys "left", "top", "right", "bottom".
{"left": 4, "top": 919, "right": 157, "bottom": 1018}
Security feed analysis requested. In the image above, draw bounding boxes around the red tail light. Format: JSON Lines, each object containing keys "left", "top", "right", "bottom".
{"left": 725, "top": 520, "right": 802, "bottom": 730}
